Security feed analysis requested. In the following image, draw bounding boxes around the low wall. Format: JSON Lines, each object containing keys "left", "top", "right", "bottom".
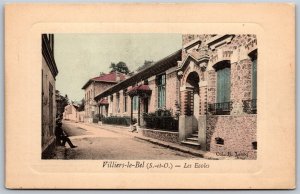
{"left": 142, "top": 129, "right": 179, "bottom": 144}
{"left": 206, "top": 115, "right": 257, "bottom": 159}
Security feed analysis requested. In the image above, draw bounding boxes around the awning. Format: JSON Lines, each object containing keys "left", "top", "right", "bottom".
{"left": 127, "top": 84, "right": 152, "bottom": 97}
{"left": 98, "top": 99, "right": 109, "bottom": 105}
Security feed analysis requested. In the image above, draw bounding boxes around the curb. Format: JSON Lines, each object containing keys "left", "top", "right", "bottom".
{"left": 134, "top": 136, "right": 206, "bottom": 158}
{"left": 134, "top": 136, "right": 233, "bottom": 160}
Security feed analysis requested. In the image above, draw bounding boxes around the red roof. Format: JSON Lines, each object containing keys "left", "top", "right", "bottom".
{"left": 82, "top": 71, "right": 126, "bottom": 89}
{"left": 127, "top": 84, "right": 152, "bottom": 96}
{"left": 91, "top": 71, "right": 126, "bottom": 82}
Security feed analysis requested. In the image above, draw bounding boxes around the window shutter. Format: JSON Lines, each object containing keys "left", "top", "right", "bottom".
{"left": 217, "top": 67, "right": 231, "bottom": 103}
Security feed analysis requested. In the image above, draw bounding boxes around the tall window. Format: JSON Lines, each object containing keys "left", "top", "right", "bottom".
{"left": 133, "top": 96, "right": 138, "bottom": 111}
{"left": 124, "top": 90, "right": 128, "bottom": 112}
{"left": 116, "top": 93, "right": 120, "bottom": 113}
{"left": 157, "top": 74, "right": 166, "bottom": 108}
{"left": 216, "top": 66, "right": 231, "bottom": 103}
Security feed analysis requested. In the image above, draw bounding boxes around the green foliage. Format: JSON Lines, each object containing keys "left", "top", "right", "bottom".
{"left": 102, "top": 116, "right": 134, "bottom": 126}
{"left": 110, "top": 61, "right": 130, "bottom": 75}
{"left": 143, "top": 109, "right": 178, "bottom": 131}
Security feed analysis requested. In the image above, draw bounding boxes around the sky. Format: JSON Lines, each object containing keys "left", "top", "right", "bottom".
{"left": 54, "top": 34, "right": 182, "bottom": 101}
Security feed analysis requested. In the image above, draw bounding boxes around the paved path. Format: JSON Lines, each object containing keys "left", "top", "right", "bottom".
{"left": 62, "top": 121, "right": 202, "bottom": 160}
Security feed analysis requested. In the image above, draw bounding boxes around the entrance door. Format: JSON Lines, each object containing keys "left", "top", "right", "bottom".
{"left": 186, "top": 72, "right": 200, "bottom": 132}
{"left": 143, "top": 98, "right": 148, "bottom": 113}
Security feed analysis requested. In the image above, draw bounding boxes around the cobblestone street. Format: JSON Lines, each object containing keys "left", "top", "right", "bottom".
{"left": 60, "top": 121, "right": 202, "bottom": 160}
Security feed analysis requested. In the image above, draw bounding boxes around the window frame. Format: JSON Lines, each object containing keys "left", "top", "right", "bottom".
{"left": 156, "top": 73, "right": 166, "bottom": 108}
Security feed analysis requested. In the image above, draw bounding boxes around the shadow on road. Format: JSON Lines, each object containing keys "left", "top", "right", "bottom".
{"left": 62, "top": 122, "right": 92, "bottom": 137}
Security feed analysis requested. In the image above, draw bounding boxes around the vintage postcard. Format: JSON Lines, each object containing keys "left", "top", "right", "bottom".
{"left": 5, "top": 3, "right": 295, "bottom": 189}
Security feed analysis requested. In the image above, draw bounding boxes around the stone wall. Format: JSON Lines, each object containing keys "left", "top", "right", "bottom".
{"left": 199, "top": 83, "right": 208, "bottom": 115}
{"left": 230, "top": 59, "right": 253, "bottom": 114}
{"left": 85, "top": 81, "right": 115, "bottom": 118}
{"left": 148, "top": 76, "right": 156, "bottom": 113}
{"left": 206, "top": 115, "right": 257, "bottom": 159}
{"left": 166, "top": 71, "right": 178, "bottom": 112}
{"left": 207, "top": 70, "right": 216, "bottom": 104}
{"left": 142, "top": 129, "right": 179, "bottom": 144}
{"left": 42, "top": 56, "right": 56, "bottom": 153}
{"left": 94, "top": 82, "right": 115, "bottom": 97}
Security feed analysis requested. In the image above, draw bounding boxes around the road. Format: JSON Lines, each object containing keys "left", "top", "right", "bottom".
{"left": 61, "top": 120, "right": 201, "bottom": 160}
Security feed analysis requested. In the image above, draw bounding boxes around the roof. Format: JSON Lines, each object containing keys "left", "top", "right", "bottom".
{"left": 127, "top": 84, "right": 152, "bottom": 97}
{"left": 82, "top": 71, "right": 126, "bottom": 89}
{"left": 94, "top": 49, "right": 182, "bottom": 101}
{"left": 42, "top": 34, "right": 58, "bottom": 78}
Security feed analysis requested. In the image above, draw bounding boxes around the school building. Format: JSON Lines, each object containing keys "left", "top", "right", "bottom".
{"left": 94, "top": 34, "right": 257, "bottom": 159}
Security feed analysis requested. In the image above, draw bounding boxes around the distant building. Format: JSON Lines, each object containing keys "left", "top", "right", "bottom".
{"left": 41, "top": 34, "right": 58, "bottom": 158}
{"left": 82, "top": 71, "right": 126, "bottom": 122}
{"left": 95, "top": 34, "right": 257, "bottom": 159}
{"left": 63, "top": 103, "right": 83, "bottom": 122}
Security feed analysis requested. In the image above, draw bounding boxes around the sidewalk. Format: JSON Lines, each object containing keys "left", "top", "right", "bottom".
{"left": 85, "top": 122, "right": 233, "bottom": 160}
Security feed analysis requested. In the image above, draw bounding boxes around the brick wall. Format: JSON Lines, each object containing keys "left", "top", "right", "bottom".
{"left": 166, "top": 71, "right": 178, "bottom": 112}
{"left": 206, "top": 115, "right": 257, "bottom": 159}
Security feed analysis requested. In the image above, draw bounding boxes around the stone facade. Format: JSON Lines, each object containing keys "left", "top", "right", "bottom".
{"left": 165, "top": 69, "right": 179, "bottom": 114}
{"left": 82, "top": 71, "right": 126, "bottom": 122}
{"left": 142, "top": 129, "right": 179, "bottom": 144}
{"left": 98, "top": 65, "right": 179, "bottom": 123}
{"left": 63, "top": 104, "right": 83, "bottom": 122}
{"left": 94, "top": 34, "right": 257, "bottom": 159}
{"left": 84, "top": 81, "right": 115, "bottom": 120}
{"left": 206, "top": 115, "right": 257, "bottom": 159}
{"left": 178, "top": 34, "right": 257, "bottom": 159}
{"left": 42, "top": 56, "right": 56, "bottom": 153}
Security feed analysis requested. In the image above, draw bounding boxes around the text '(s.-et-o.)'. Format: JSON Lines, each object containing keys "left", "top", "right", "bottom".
{"left": 102, "top": 161, "right": 210, "bottom": 170}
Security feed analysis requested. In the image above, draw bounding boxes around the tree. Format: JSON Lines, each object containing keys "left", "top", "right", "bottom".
{"left": 77, "top": 98, "right": 85, "bottom": 111}
{"left": 55, "top": 90, "right": 69, "bottom": 116}
{"left": 110, "top": 61, "right": 130, "bottom": 75}
{"left": 136, "top": 60, "right": 154, "bottom": 72}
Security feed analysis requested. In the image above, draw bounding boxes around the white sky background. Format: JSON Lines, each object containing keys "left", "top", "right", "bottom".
{"left": 54, "top": 34, "right": 182, "bottom": 101}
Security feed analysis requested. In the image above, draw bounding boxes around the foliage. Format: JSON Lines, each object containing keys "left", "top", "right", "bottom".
{"left": 55, "top": 90, "right": 69, "bottom": 116}
{"left": 110, "top": 61, "right": 130, "bottom": 75}
{"left": 136, "top": 60, "right": 154, "bottom": 72}
{"left": 102, "top": 116, "right": 135, "bottom": 126}
{"left": 143, "top": 109, "right": 178, "bottom": 131}
{"left": 77, "top": 98, "right": 85, "bottom": 111}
